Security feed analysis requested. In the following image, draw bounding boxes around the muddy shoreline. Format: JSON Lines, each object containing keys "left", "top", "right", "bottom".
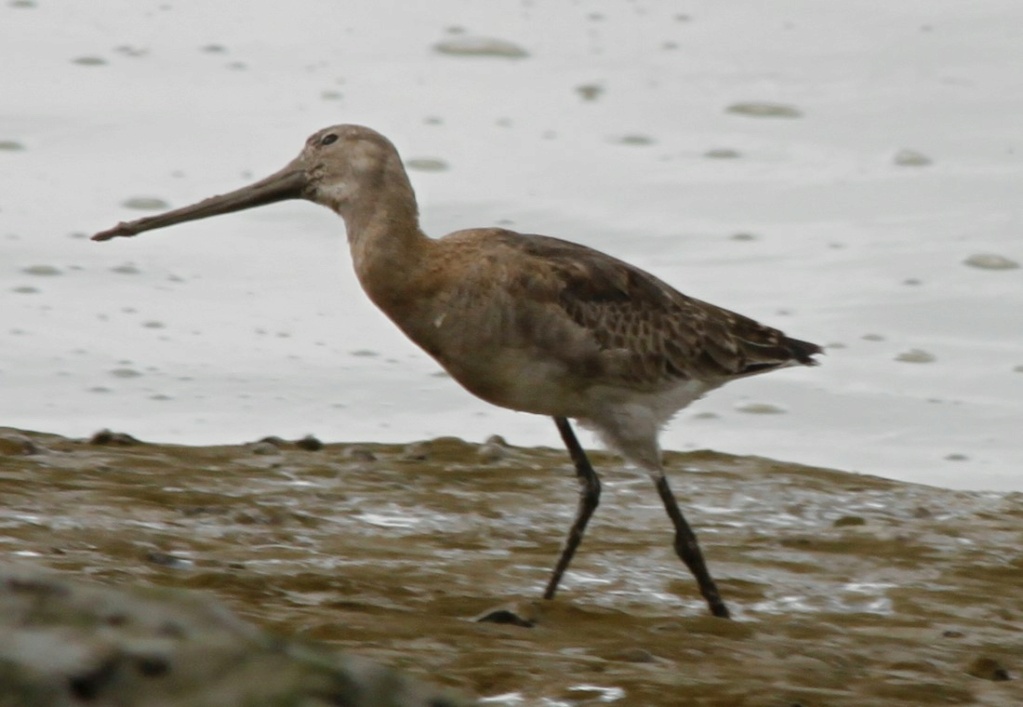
{"left": 1, "top": 427, "right": 1020, "bottom": 705}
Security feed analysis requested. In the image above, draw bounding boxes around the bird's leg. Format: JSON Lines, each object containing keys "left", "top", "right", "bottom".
{"left": 543, "top": 417, "right": 602, "bottom": 600}
{"left": 653, "top": 473, "right": 731, "bottom": 618}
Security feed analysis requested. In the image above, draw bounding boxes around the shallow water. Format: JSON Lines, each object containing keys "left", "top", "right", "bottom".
{"left": 2, "top": 428, "right": 1021, "bottom": 704}
{"left": 1, "top": 1, "right": 1021, "bottom": 491}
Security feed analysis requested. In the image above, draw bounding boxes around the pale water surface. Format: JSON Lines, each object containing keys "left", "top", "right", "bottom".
{"left": 2, "top": 0, "right": 1021, "bottom": 490}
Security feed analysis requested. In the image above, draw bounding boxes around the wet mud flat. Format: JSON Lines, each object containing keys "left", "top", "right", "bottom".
{"left": 1, "top": 427, "right": 1020, "bottom": 706}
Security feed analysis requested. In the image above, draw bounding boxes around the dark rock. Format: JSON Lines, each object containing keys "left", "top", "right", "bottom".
{"left": 0, "top": 561, "right": 471, "bottom": 706}
{"left": 295, "top": 434, "right": 324, "bottom": 451}
{"left": 89, "top": 429, "right": 142, "bottom": 446}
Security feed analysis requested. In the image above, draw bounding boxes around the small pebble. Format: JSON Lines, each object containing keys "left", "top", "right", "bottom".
{"left": 963, "top": 253, "right": 1019, "bottom": 270}
{"left": 575, "top": 83, "right": 603, "bottom": 101}
{"left": 833, "top": 516, "right": 866, "bottom": 528}
{"left": 433, "top": 36, "right": 529, "bottom": 58}
{"left": 735, "top": 402, "right": 786, "bottom": 415}
{"left": 614, "top": 134, "right": 655, "bottom": 146}
{"left": 893, "top": 149, "right": 932, "bottom": 166}
{"left": 0, "top": 140, "right": 26, "bottom": 151}
{"left": 250, "top": 441, "right": 281, "bottom": 456}
{"left": 400, "top": 442, "right": 429, "bottom": 462}
{"left": 89, "top": 429, "right": 141, "bottom": 446}
{"left": 72, "top": 56, "right": 107, "bottom": 66}
{"left": 343, "top": 446, "right": 377, "bottom": 462}
{"left": 144, "top": 551, "right": 193, "bottom": 569}
{"left": 726, "top": 102, "right": 802, "bottom": 119}
{"left": 404, "top": 158, "right": 449, "bottom": 172}
{"left": 895, "top": 349, "right": 936, "bottom": 363}
{"left": 478, "top": 435, "right": 510, "bottom": 463}
{"left": 473, "top": 603, "right": 537, "bottom": 628}
{"left": 122, "top": 197, "right": 170, "bottom": 211}
{"left": 705, "top": 148, "right": 741, "bottom": 159}
{"left": 20, "top": 265, "right": 61, "bottom": 276}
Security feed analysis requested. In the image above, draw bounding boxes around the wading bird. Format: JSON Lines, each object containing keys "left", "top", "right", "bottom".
{"left": 93, "top": 124, "right": 821, "bottom": 618}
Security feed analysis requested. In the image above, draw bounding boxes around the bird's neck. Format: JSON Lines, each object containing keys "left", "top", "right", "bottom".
{"left": 339, "top": 175, "right": 431, "bottom": 313}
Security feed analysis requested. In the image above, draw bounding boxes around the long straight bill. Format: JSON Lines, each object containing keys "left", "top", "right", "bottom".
{"left": 91, "top": 168, "right": 307, "bottom": 241}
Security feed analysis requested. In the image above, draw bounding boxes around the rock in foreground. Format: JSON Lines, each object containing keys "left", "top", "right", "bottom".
{"left": 0, "top": 562, "right": 468, "bottom": 707}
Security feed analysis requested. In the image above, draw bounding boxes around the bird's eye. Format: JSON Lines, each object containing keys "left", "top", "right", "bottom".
{"left": 320, "top": 133, "right": 338, "bottom": 146}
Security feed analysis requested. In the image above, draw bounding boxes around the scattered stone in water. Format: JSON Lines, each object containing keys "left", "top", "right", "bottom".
{"left": 144, "top": 551, "right": 193, "bottom": 569}
{"left": 433, "top": 36, "right": 529, "bottom": 59}
{"left": 966, "top": 656, "right": 1011, "bottom": 681}
{"left": 142, "top": 321, "right": 165, "bottom": 329}
{"left": 0, "top": 139, "right": 25, "bottom": 151}
{"left": 122, "top": 196, "right": 170, "bottom": 211}
{"left": 400, "top": 442, "right": 430, "bottom": 462}
{"left": 10, "top": 0, "right": 37, "bottom": 7}
{"left": 861, "top": 333, "right": 886, "bottom": 342}
{"left": 20, "top": 264, "right": 61, "bottom": 276}
{"left": 833, "top": 515, "right": 866, "bottom": 528}
{"left": 12, "top": 285, "right": 40, "bottom": 294}
{"left": 575, "top": 83, "right": 603, "bottom": 101}
{"left": 942, "top": 629, "right": 964, "bottom": 638}
{"left": 726, "top": 102, "right": 802, "bottom": 119}
{"left": 691, "top": 411, "right": 719, "bottom": 420}
{"left": 349, "top": 349, "right": 378, "bottom": 357}
{"left": 478, "top": 434, "right": 510, "bottom": 463}
{"left": 730, "top": 232, "right": 757, "bottom": 241}
{"left": 705, "top": 148, "right": 741, "bottom": 159}
{"left": 295, "top": 434, "right": 323, "bottom": 452}
{"left": 473, "top": 603, "right": 536, "bottom": 628}
{"left": 614, "top": 134, "right": 655, "bottom": 146}
{"left": 89, "top": 429, "right": 141, "bottom": 446}
{"left": 250, "top": 441, "right": 280, "bottom": 456}
{"left": 944, "top": 453, "right": 969, "bottom": 462}
{"left": 72, "top": 56, "right": 107, "bottom": 66}
{"left": 111, "top": 263, "right": 141, "bottom": 275}
{"left": 895, "top": 348, "right": 936, "bottom": 363}
{"left": 201, "top": 44, "right": 227, "bottom": 53}
{"left": 405, "top": 157, "right": 449, "bottom": 172}
{"left": 1013, "top": 365, "right": 1023, "bottom": 373}
{"left": 893, "top": 149, "right": 932, "bottom": 167}
{"left": 343, "top": 446, "right": 377, "bottom": 462}
{"left": 903, "top": 278, "right": 922, "bottom": 285}
{"left": 321, "top": 90, "right": 343, "bottom": 101}
{"left": 735, "top": 402, "right": 786, "bottom": 415}
{"left": 963, "top": 253, "right": 1019, "bottom": 270}
{"left": 109, "top": 367, "right": 142, "bottom": 378}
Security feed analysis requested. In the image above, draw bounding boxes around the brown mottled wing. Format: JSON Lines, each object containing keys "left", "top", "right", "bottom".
{"left": 496, "top": 232, "right": 821, "bottom": 387}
